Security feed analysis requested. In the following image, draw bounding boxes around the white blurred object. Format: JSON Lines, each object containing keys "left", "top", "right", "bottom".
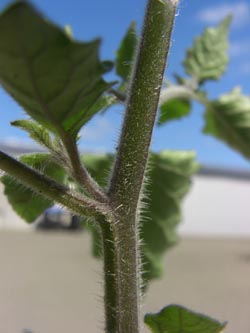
{"left": 180, "top": 172, "right": 250, "bottom": 237}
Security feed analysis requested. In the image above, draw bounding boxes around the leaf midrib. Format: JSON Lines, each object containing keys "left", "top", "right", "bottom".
{"left": 15, "top": 11, "right": 60, "bottom": 132}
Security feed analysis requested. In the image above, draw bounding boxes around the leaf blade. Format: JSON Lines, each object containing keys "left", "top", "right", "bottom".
{"left": 116, "top": 22, "right": 138, "bottom": 81}
{"left": 0, "top": 1, "right": 112, "bottom": 138}
{"left": 142, "top": 151, "right": 199, "bottom": 283}
{"left": 203, "top": 88, "right": 250, "bottom": 159}
{"left": 1, "top": 153, "right": 66, "bottom": 222}
{"left": 145, "top": 305, "right": 226, "bottom": 333}
{"left": 183, "top": 16, "right": 231, "bottom": 83}
{"left": 158, "top": 98, "right": 191, "bottom": 125}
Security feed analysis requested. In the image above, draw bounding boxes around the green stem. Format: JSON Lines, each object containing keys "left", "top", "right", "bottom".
{"left": 106, "top": 1, "right": 179, "bottom": 332}
{"left": 100, "top": 221, "right": 117, "bottom": 333}
{"left": 61, "top": 134, "right": 108, "bottom": 203}
{"left": 109, "top": 88, "right": 126, "bottom": 102}
{"left": 0, "top": 150, "right": 110, "bottom": 218}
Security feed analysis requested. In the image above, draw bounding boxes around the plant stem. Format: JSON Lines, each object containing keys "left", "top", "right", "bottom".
{"left": 100, "top": 221, "right": 117, "bottom": 333}
{"left": 0, "top": 150, "right": 110, "bottom": 218}
{"left": 109, "top": 88, "right": 126, "bottom": 102}
{"left": 106, "top": 1, "right": 179, "bottom": 332}
{"left": 61, "top": 134, "right": 108, "bottom": 203}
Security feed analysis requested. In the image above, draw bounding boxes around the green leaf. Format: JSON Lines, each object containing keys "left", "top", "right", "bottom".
{"left": 92, "top": 94, "right": 118, "bottom": 116}
{"left": 82, "top": 153, "right": 114, "bottom": 187}
{"left": 1, "top": 153, "right": 66, "bottom": 222}
{"left": 11, "top": 119, "right": 57, "bottom": 151}
{"left": 116, "top": 22, "right": 138, "bottom": 81}
{"left": 145, "top": 304, "right": 226, "bottom": 333}
{"left": 203, "top": 88, "right": 250, "bottom": 159}
{"left": 158, "top": 98, "right": 191, "bottom": 125}
{"left": 80, "top": 152, "right": 198, "bottom": 285}
{"left": 0, "top": 1, "right": 113, "bottom": 138}
{"left": 142, "top": 151, "right": 199, "bottom": 283}
{"left": 183, "top": 16, "right": 231, "bottom": 83}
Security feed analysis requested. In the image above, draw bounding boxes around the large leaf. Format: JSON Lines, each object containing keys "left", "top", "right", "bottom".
{"left": 0, "top": 1, "right": 112, "bottom": 138}
{"left": 203, "top": 88, "right": 250, "bottom": 159}
{"left": 1, "top": 153, "right": 66, "bottom": 222}
{"left": 183, "top": 17, "right": 231, "bottom": 83}
{"left": 81, "top": 151, "right": 198, "bottom": 284}
{"left": 116, "top": 22, "right": 138, "bottom": 82}
{"left": 145, "top": 305, "right": 226, "bottom": 333}
{"left": 142, "top": 151, "right": 199, "bottom": 283}
{"left": 158, "top": 98, "right": 191, "bottom": 125}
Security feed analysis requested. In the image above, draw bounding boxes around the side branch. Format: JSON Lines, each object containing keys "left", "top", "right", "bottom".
{"left": 61, "top": 134, "right": 109, "bottom": 203}
{"left": 0, "top": 150, "right": 110, "bottom": 218}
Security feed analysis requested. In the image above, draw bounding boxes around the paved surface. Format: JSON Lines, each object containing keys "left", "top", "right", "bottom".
{"left": 0, "top": 231, "right": 249, "bottom": 333}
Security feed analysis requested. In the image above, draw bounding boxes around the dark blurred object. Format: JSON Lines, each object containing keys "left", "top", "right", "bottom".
{"left": 34, "top": 206, "right": 82, "bottom": 231}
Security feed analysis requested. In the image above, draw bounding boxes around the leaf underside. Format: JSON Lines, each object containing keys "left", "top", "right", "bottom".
{"left": 142, "top": 151, "right": 199, "bottom": 283}
{"left": 183, "top": 16, "right": 231, "bottom": 83}
{"left": 145, "top": 304, "right": 226, "bottom": 333}
{"left": 204, "top": 88, "right": 250, "bottom": 159}
{"left": 0, "top": 1, "right": 112, "bottom": 138}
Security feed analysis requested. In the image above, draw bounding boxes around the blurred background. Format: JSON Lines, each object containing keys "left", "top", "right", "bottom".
{"left": 0, "top": 0, "right": 250, "bottom": 332}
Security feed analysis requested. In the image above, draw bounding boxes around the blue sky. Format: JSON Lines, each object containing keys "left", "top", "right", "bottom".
{"left": 0, "top": 0, "right": 249, "bottom": 169}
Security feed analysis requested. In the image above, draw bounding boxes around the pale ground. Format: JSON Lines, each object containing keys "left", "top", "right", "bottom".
{"left": 0, "top": 231, "right": 249, "bottom": 333}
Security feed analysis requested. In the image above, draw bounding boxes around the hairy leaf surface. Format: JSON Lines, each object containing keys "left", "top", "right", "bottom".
{"left": 145, "top": 305, "right": 226, "bottom": 333}
{"left": 1, "top": 154, "right": 66, "bottom": 222}
{"left": 183, "top": 17, "right": 231, "bottom": 83}
{"left": 204, "top": 88, "right": 250, "bottom": 159}
{"left": 0, "top": 1, "right": 112, "bottom": 138}
{"left": 11, "top": 119, "right": 56, "bottom": 152}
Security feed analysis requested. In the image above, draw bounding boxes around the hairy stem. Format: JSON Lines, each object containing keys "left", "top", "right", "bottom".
{"left": 106, "top": 1, "right": 179, "bottom": 332}
{"left": 100, "top": 221, "right": 117, "bottom": 333}
{"left": 61, "top": 135, "right": 108, "bottom": 203}
{"left": 0, "top": 150, "right": 110, "bottom": 218}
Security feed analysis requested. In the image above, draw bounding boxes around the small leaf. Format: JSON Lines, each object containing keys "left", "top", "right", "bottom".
{"left": 183, "top": 16, "right": 231, "bottom": 83}
{"left": 116, "top": 22, "right": 138, "bottom": 81}
{"left": 11, "top": 119, "right": 55, "bottom": 151}
{"left": 203, "top": 88, "right": 250, "bottom": 159}
{"left": 158, "top": 98, "right": 191, "bottom": 125}
{"left": 145, "top": 304, "right": 226, "bottom": 333}
{"left": 1, "top": 153, "right": 66, "bottom": 222}
{"left": 0, "top": 1, "right": 113, "bottom": 138}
